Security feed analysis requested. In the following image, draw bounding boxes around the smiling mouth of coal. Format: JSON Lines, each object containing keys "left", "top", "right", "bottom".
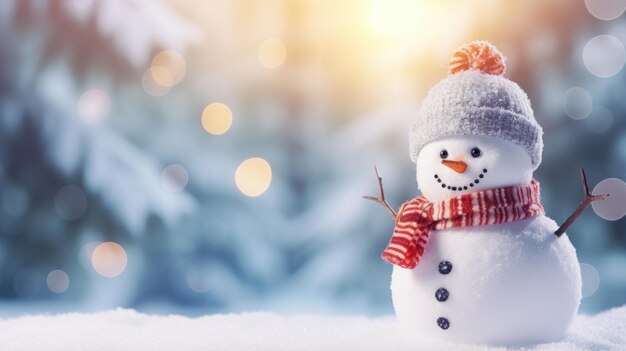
{"left": 434, "top": 168, "right": 488, "bottom": 192}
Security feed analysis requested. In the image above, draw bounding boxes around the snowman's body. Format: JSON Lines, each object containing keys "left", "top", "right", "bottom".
{"left": 387, "top": 134, "right": 584, "bottom": 345}
{"left": 385, "top": 41, "right": 586, "bottom": 346}
{"left": 391, "top": 215, "right": 581, "bottom": 345}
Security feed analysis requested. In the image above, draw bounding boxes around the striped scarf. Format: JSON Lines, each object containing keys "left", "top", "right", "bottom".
{"left": 382, "top": 179, "right": 544, "bottom": 269}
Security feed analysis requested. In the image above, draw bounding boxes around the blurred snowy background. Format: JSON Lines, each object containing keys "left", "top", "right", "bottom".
{"left": 0, "top": 0, "right": 625, "bottom": 317}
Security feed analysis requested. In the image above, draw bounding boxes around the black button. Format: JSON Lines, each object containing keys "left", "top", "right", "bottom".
{"left": 438, "top": 261, "right": 452, "bottom": 274}
{"left": 437, "top": 317, "right": 450, "bottom": 330}
{"left": 435, "top": 288, "right": 449, "bottom": 302}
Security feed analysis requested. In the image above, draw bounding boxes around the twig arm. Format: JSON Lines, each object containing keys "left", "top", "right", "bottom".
{"left": 363, "top": 165, "right": 397, "bottom": 221}
{"left": 555, "top": 168, "right": 609, "bottom": 237}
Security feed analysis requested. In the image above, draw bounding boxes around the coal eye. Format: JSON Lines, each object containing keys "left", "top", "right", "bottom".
{"left": 440, "top": 150, "right": 448, "bottom": 159}
{"left": 471, "top": 147, "right": 482, "bottom": 158}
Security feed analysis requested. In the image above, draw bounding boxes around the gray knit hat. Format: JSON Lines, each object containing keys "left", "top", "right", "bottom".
{"left": 409, "top": 41, "right": 543, "bottom": 168}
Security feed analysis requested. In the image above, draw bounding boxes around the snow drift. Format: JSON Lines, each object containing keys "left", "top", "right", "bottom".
{"left": 0, "top": 307, "right": 624, "bottom": 350}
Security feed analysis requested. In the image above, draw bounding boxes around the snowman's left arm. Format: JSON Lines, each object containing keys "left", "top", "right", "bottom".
{"left": 554, "top": 168, "right": 609, "bottom": 237}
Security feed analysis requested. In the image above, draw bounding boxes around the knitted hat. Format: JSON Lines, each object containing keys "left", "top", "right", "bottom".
{"left": 409, "top": 41, "right": 543, "bottom": 168}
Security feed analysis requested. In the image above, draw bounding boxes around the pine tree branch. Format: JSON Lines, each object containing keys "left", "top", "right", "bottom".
{"left": 363, "top": 165, "right": 397, "bottom": 221}
{"left": 555, "top": 168, "right": 609, "bottom": 237}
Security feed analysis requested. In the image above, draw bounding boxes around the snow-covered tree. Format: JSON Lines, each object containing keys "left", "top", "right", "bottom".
{"left": 0, "top": 0, "right": 197, "bottom": 305}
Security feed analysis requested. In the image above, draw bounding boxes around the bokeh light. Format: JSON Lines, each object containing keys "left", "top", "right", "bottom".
{"left": 583, "top": 35, "right": 626, "bottom": 78}
{"left": 586, "top": 106, "right": 614, "bottom": 133}
{"left": 235, "top": 158, "right": 272, "bottom": 197}
{"left": 257, "top": 38, "right": 287, "bottom": 69}
{"left": 46, "top": 270, "right": 70, "bottom": 293}
{"left": 77, "top": 89, "right": 110, "bottom": 124}
{"left": 151, "top": 50, "right": 187, "bottom": 85}
{"left": 580, "top": 263, "right": 600, "bottom": 298}
{"left": 592, "top": 178, "right": 626, "bottom": 220}
{"left": 142, "top": 69, "right": 171, "bottom": 96}
{"left": 149, "top": 66, "right": 175, "bottom": 88}
{"left": 562, "top": 87, "right": 592, "bottom": 120}
{"left": 91, "top": 242, "right": 128, "bottom": 278}
{"left": 186, "top": 267, "right": 210, "bottom": 293}
{"left": 201, "top": 102, "right": 233, "bottom": 135}
{"left": 584, "top": 0, "right": 626, "bottom": 21}
{"left": 161, "top": 164, "right": 189, "bottom": 192}
{"left": 54, "top": 185, "right": 88, "bottom": 220}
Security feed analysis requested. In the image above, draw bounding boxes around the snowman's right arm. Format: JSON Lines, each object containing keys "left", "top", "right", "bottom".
{"left": 363, "top": 165, "right": 397, "bottom": 221}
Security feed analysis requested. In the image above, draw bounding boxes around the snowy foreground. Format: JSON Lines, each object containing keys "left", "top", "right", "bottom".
{"left": 0, "top": 307, "right": 625, "bottom": 351}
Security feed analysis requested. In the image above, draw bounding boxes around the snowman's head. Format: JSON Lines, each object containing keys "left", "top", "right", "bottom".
{"left": 409, "top": 41, "right": 543, "bottom": 202}
{"left": 415, "top": 135, "right": 533, "bottom": 202}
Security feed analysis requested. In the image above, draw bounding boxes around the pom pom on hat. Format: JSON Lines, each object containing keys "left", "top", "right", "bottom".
{"left": 448, "top": 40, "right": 506, "bottom": 76}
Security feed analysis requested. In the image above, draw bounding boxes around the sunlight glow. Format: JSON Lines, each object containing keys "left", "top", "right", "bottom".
{"left": 258, "top": 39, "right": 287, "bottom": 68}
{"left": 370, "top": 0, "right": 421, "bottom": 35}
{"left": 369, "top": 0, "right": 460, "bottom": 42}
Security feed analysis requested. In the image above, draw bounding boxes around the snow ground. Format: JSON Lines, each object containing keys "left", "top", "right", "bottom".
{"left": 0, "top": 307, "right": 624, "bottom": 351}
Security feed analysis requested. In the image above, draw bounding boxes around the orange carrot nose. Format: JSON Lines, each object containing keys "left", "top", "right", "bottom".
{"left": 442, "top": 159, "right": 467, "bottom": 173}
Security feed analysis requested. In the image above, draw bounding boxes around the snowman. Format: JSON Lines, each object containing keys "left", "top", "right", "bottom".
{"left": 365, "top": 41, "right": 608, "bottom": 345}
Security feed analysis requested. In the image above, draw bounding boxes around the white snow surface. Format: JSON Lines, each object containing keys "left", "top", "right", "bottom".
{"left": 0, "top": 307, "right": 625, "bottom": 351}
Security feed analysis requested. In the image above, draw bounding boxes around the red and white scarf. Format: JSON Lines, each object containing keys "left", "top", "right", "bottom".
{"left": 382, "top": 179, "right": 544, "bottom": 269}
